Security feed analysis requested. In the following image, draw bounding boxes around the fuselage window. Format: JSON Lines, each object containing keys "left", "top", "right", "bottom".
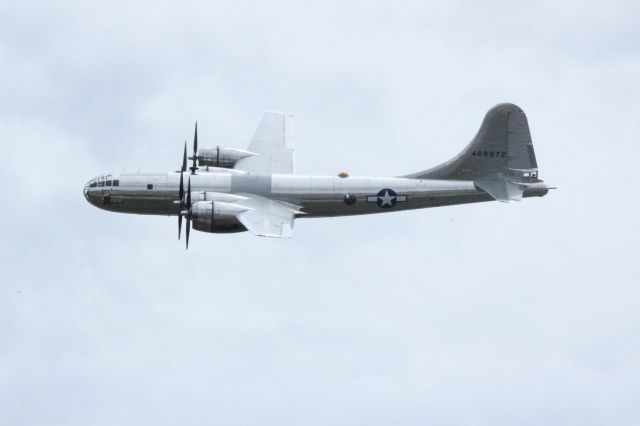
{"left": 106, "top": 180, "right": 112, "bottom": 186}
{"left": 147, "top": 184, "right": 153, "bottom": 190}
{"left": 113, "top": 180, "right": 119, "bottom": 186}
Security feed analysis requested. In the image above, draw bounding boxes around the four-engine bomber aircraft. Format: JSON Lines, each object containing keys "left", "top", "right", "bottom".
{"left": 84, "top": 103, "right": 550, "bottom": 247}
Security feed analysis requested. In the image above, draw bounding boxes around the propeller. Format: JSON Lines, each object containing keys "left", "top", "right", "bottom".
{"left": 190, "top": 122, "right": 198, "bottom": 175}
{"left": 178, "top": 142, "right": 187, "bottom": 240}
{"left": 178, "top": 123, "right": 197, "bottom": 248}
{"left": 177, "top": 173, "right": 193, "bottom": 250}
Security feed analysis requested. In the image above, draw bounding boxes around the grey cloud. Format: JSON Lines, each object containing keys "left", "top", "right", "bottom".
{"left": 1, "top": 0, "right": 639, "bottom": 425}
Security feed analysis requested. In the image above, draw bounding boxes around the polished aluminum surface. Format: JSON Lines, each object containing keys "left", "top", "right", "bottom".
{"left": 84, "top": 104, "right": 551, "bottom": 238}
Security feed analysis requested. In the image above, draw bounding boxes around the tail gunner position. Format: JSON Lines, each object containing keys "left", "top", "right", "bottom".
{"left": 84, "top": 103, "right": 551, "bottom": 247}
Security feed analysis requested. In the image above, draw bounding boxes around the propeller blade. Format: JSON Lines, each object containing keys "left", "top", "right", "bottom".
{"left": 186, "top": 176, "right": 192, "bottom": 249}
{"left": 194, "top": 122, "right": 198, "bottom": 155}
{"left": 178, "top": 214, "right": 182, "bottom": 240}
{"left": 193, "top": 121, "right": 198, "bottom": 154}
{"left": 187, "top": 176, "right": 191, "bottom": 207}
{"left": 186, "top": 217, "right": 191, "bottom": 249}
{"left": 179, "top": 168, "right": 184, "bottom": 203}
{"left": 191, "top": 122, "right": 198, "bottom": 174}
{"left": 182, "top": 141, "right": 187, "bottom": 172}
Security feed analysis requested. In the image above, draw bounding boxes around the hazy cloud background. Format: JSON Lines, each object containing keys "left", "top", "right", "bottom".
{"left": 1, "top": 0, "right": 639, "bottom": 424}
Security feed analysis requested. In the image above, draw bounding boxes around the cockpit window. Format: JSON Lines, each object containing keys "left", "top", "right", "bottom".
{"left": 90, "top": 182, "right": 97, "bottom": 188}
{"left": 97, "top": 181, "right": 105, "bottom": 187}
{"left": 113, "top": 180, "right": 119, "bottom": 186}
{"left": 106, "top": 180, "right": 112, "bottom": 186}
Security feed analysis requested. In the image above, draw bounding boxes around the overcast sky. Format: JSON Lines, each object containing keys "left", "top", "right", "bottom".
{"left": 1, "top": 0, "right": 639, "bottom": 424}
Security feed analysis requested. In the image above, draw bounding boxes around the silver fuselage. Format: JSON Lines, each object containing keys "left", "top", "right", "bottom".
{"left": 83, "top": 104, "right": 551, "bottom": 237}
{"left": 84, "top": 170, "right": 548, "bottom": 219}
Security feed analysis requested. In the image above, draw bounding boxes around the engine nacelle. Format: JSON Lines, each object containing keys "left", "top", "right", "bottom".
{"left": 197, "top": 146, "right": 254, "bottom": 168}
{"left": 191, "top": 201, "right": 247, "bottom": 233}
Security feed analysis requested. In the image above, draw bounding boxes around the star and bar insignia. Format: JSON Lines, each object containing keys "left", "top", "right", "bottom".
{"left": 366, "top": 189, "right": 407, "bottom": 208}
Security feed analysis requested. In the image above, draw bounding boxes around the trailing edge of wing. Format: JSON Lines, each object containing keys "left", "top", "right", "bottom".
{"left": 234, "top": 195, "right": 298, "bottom": 238}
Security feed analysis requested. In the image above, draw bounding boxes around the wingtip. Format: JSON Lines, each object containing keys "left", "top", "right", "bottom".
{"left": 261, "top": 110, "right": 295, "bottom": 118}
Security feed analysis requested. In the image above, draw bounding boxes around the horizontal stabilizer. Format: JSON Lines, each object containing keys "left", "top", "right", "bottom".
{"left": 475, "top": 180, "right": 523, "bottom": 202}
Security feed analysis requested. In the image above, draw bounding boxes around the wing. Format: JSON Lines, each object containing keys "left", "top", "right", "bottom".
{"left": 234, "top": 195, "right": 298, "bottom": 238}
{"left": 234, "top": 112, "right": 295, "bottom": 175}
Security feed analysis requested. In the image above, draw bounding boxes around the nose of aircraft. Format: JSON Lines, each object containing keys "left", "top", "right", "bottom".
{"left": 84, "top": 182, "right": 98, "bottom": 206}
{"left": 84, "top": 175, "right": 109, "bottom": 207}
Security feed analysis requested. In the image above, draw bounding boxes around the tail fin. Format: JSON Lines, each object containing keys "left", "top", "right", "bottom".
{"left": 405, "top": 103, "right": 542, "bottom": 202}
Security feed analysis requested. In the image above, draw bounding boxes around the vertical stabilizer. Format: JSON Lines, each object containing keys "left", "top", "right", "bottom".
{"left": 405, "top": 103, "right": 542, "bottom": 202}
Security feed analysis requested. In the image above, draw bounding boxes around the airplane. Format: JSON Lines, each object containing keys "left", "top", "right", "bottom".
{"left": 84, "top": 103, "right": 551, "bottom": 247}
